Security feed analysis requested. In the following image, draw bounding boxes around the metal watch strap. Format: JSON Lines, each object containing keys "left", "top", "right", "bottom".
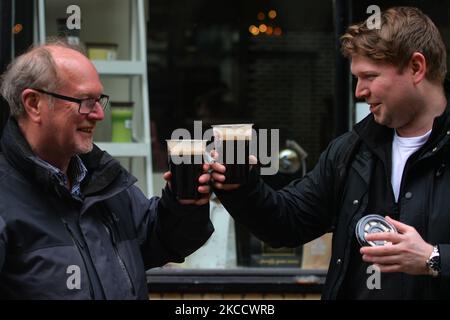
{"left": 426, "top": 245, "right": 441, "bottom": 277}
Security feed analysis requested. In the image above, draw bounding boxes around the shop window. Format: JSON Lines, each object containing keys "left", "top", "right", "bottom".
{"left": 147, "top": 0, "right": 336, "bottom": 271}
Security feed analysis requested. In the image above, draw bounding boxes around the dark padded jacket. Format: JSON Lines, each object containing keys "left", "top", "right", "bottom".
{"left": 216, "top": 91, "right": 450, "bottom": 299}
{"left": 0, "top": 118, "right": 213, "bottom": 299}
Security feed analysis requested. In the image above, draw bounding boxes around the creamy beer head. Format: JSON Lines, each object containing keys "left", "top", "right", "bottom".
{"left": 211, "top": 124, "right": 253, "bottom": 141}
{"left": 166, "top": 139, "right": 206, "bottom": 156}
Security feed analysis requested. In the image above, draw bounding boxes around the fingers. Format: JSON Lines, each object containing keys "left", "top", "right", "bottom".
{"left": 210, "top": 155, "right": 253, "bottom": 191}
{"left": 211, "top": 170, "right": 225, "bottom": 182}
{"left": 198, "top": 184, "right": 210, "bottom": 194}
{"left": 163, "top": 171, "right": 172, "bottom": 181}
{"left": 360, "top": 243, "right": 403, "bottom": 273}
{"left": 364, "top": 231, "right": 402, "bottom": 244}
{"left": 198, "top": 173, "right": 210, "bottom": 184}
{"left": 360, "top": 240, "right": 399, "bottom": 256}
{"left": 163, "top": 171, "right": 172, "bottom": 189}
{"left": 210, "top": 162, "right": 226, "bottom": 174}
{"left": 211, "top": 170, "right": 240, "bottom": 190}
{"left": 210, "top": 163, "right": 241, "bottom": 190}
{"left": 385, "top": 216, "right": 411, "bottom": 233}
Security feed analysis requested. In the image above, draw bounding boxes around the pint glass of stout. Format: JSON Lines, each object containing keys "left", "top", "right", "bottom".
{"left": 212, "top": 124, "right": 253, "bottom": 184}
{"left": 166, "top": 139, "right": 207, "bottom": 200}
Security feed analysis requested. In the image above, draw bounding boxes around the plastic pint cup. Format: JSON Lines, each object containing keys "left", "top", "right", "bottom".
{"left": 212, "top": 124, "right": 253, "bottom": 184}
{"left": 167, "top": 139, "right": 207, "bottom": 200}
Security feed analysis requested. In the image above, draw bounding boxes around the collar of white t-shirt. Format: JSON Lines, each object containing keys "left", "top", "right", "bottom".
{"left": 391, "top": 129, "right": 432, "bottom": 202}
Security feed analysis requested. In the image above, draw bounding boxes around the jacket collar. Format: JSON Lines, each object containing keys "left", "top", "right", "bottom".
{"left": 0, "top": 117, "right": 136, "bottom": 197}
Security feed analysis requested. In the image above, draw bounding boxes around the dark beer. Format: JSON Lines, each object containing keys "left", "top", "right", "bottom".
{"left": 216, "top": 139, "right": 250, "bottom": 184}
{"left": 169, "top": 157, "right": 203, "bottom": 200}
{"left": 212, "top": 124, "right": 253, "bottom": 184}
{"left": 167, "top": 140, "right": 206, "bottom": 200}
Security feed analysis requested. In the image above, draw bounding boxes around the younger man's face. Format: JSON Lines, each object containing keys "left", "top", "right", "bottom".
{"left": 351, "top": 54, "right": 420, "bottom": 131}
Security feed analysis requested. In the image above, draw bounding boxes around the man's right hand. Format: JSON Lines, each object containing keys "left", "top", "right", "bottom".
{"left": 210, "top": 162, "right": 241, "bottom": 191}
{"left": 211, "top": 155, "right": 257, "bottom": 191}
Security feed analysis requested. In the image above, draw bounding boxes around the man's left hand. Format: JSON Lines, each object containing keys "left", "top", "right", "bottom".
{"left": 360, "top": 216, "right": 434, "bottom": 275}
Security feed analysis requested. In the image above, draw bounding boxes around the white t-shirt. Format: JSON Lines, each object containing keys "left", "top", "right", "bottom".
{"left": 391, "top": 129, "right": 431, "bottom": 202}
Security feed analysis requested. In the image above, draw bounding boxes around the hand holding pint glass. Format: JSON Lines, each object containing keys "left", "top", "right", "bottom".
{"left": 166, "top": 139, "right": 211, "bottom": 204}
{"left": 211, "top": 124, "right": 254, "bottom": 190}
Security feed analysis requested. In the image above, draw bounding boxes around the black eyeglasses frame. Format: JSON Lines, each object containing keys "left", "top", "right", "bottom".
{"left": 32, "top": 88, "right": 109, "bottom": 115}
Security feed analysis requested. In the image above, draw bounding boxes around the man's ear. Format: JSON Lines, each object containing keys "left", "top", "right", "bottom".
{"left": 21, "top": 89, "right": 43, "bottom": 123}
{"left": 409, "top": 52, "right": 427, "bottom": 84}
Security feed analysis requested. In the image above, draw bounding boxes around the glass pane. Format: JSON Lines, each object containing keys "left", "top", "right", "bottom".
{"left": 148, "top": 0, "right": 336, "bottom": 270}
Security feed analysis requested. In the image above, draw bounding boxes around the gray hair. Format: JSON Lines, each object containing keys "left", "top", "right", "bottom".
{"left": 0, "top": 39, "right": 85, "bottom": 119}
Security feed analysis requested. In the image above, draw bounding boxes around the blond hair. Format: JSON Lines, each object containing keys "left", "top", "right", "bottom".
{"left": 341, "top": 7, "right": 447, "bottom": 83}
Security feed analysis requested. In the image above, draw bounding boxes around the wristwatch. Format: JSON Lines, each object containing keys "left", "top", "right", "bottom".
{"left": 426, "top": 245, "right": 441, "bottom": 277}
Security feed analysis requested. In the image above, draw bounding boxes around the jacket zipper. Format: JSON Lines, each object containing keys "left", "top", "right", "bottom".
{"left": 102, "top": 218, "right": 136, "bottom": 296}
{"left": 62, "top": 220, "right": 95, "bottom": 299}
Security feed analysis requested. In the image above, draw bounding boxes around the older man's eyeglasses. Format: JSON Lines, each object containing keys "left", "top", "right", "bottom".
{"left": 32, "top": 88, "right": 109, "bottom": 115}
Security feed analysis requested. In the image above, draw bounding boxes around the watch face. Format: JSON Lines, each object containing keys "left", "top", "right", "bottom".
{"left": 355, "top": 214, "right": 398, "bottom": 247}
{"left": 429, "top": 256, "right": 441, "bottom": 272}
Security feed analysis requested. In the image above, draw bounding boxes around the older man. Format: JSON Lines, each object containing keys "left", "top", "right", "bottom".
{"left": 0, "top": 42, "right": 213, "bottom": 299}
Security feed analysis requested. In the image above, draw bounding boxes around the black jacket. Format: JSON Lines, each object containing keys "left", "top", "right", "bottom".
{"left": 0, "top": 118, "right": 213, "bottom": 299}
{"left": 216, "top": 96, "right": 450, "bottom": 299}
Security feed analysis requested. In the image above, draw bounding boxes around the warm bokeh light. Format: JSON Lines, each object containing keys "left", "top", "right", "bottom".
{"left": 268, "top": 10, "right": 277, "bottom": 19}
{"left": 13, "top": 24, "right": 23, "bottom": 34}
{"left": 259, "top": 24, "right": 268, "bottom": 33}
{"left": 274, "top": 27, "right": 282, "bottom": 36}
{"left": 266, "top": 26, "right": 274, "bottom": 35}
{"left": 249, "top": 25, "right": 260, "bottom": 36}
{"left": 257, "top": 12, "right": 265, "bottom": 21}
